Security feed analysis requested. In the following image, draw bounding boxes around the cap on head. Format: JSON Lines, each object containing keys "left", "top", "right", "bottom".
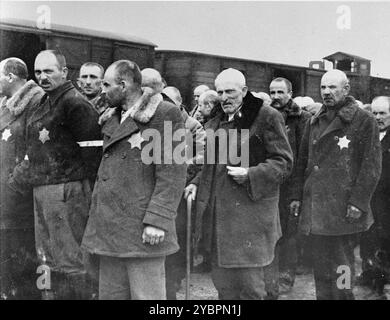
{"left": 215, "top": 68, "right": 246, "bottom": 89}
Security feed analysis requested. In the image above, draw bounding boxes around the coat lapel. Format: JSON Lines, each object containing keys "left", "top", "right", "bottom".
{"left": 318, "top": 116, "right": 345, "bottom": 140}
{"left": 103, "top": 114, "right": 140, "bottom": 152}
{"left": 27, "top": 95, "right": 50, "bottom": 126}
{"left": 0, "top": 107, "right": 16, "bottom": 132}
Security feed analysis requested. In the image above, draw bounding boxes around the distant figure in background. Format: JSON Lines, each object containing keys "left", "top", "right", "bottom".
{"left": 195, "top": 90, "right": 220, "bottom": 125}
{"left": 359, "top": 96, "right": 390, "bottom": 298}
{"left": 141, "top": 68, "right": 164, "bottom": 94}
{"left": 0, "top": 57, "right": 44, "bottom": 299}
{"left": 190, "top": 84, "right": 210, "bottom": 117}
{"left": 78, "top": 62, "right": 106, "bottom": 114}
{"left": 305, "top": 102, "right": 322, "bottom": 116}
{"left": 363, "top": 104, "right": 372, "bottom": 113}
{"left": 265, "top": 77, "right": 311, "bottom": 298}
{"left": 293, "top": 96, "right": 315, "bottom": 111}
{"left": 252, "top": 92, "right": 272, "bottom": 107}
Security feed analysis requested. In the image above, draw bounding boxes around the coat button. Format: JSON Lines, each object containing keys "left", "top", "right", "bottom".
{"left": 334, "top": 136, "right": 339, "bottom": 141}
{"left": 314, "top": 165, "right": 319, "bottom": 171}
{"left": 235, "top": 201, "right": 240, "bottom": 206}
{"left": 102, "top": 176, "right": 108, "bottom": 181}
{"left": 104, "top": 153, "right": 109, "bottom": 158}
{"left": 121, "top": 152, "right": 126, "bottom": 159}
{"left": 313, "top": 140, "right": 317, "bottom": 145}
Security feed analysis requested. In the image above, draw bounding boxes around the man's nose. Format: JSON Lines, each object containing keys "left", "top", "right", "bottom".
{"left": 40, "top": 73, "right": 48, "bottom": 80}
{"left": 322, "top": 87, "right": 330, "bottom": 94}
{"left": 86, "top": 77, "right": 92, "bottom": 84}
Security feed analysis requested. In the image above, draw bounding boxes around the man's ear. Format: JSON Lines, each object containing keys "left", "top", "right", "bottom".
{"left": 242, "top": 86, "right": 248, "bottom": 97}
{"left": 62, "top": 67, "right": 68, "bottom": 79}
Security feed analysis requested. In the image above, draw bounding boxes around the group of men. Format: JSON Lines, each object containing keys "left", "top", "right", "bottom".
{"left": 0, "top": 48, "right": 388, "bottom": 300}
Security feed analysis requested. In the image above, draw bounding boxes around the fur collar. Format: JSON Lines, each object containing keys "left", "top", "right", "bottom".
{"left": 311, "top": 96, "right": 358, "bottom": 125}
{"left": 284, "top": 100, "right": 302, "bottom": 117}
{"left": 6, "top": 80, "right": 44, "bottom": 116}
{"left": 215, "top": 91, "right": 262, "bottom": 130}
{"left": 98, "top": 87, "right": 162, "bottom": 125}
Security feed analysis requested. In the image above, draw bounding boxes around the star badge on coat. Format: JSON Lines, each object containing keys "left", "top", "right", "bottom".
{"left": 337, "top": 135, "right": 350, "bottom": 150}
{"left": 1, "top": 128, "right": 12, "bottom": 141}
{"left": 39, "top": 128, "right": 50, "bottom": 144}
{"left": 128, "top": 131, "right": 145, "bottom": 150}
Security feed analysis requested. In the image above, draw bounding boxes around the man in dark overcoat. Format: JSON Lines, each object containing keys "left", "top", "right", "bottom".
{"left": 82, "top": 60, "right": 187, "bottom": 300}
{"left": 290, "top": 69, "right": 382, "bottom": 300}
{"left": 0, "top": 58, "right": 44, "bottom": 299}
{"left": 263, "top": 77, "right": 311, "bottom": 298}
{"left": 185, "top": 68, "right": 293, "bottom": 300}
{"left": 359, "top": 96, "right": 390, "bottom": 296}
{"left": 21, "top": 50, "right": 102, "bottom": 299}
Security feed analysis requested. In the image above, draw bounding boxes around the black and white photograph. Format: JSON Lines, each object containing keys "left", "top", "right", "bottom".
{"left": 0, "top": 0, "right": 390, "bottom": 302}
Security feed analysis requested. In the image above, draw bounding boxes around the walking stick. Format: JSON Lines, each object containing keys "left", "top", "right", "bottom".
{"left": 185, "top": 196, "right": 192, "bottom": 300}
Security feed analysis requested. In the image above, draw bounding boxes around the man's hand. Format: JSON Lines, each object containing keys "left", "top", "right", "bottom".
{"left": 226, "top": 166, "right": 248, "bottom": 184}
{"left": 346, "top": 204, "right": 363, "bottom": 223}
{"left": 289, "top": 201, "right": 301, "bottom": 217}
{"left": 184, "top": 184, "right": 197, "bottom": 201}
{"left": 142, "top": 226, "right": 165, "bottom": 245}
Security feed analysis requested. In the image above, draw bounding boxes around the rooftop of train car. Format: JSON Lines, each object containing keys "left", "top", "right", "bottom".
{"left": 0, "top": 17, "right": 157, "bottom": 48}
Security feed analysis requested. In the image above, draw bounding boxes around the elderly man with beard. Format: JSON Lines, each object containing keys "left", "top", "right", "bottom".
{"left": 359, "top": 96, "right": 390, "bottom": 297}
{"left": 82, "top": 60, "right": 187, "bottom": 300}
{"left": 290, "top": 69, "right": 382, "bottom": 300}
{"left": 0, "top": 57, "right": 44, "bottom": 299}
{"left": 262, "top": 78, "right": 311, "bottom": 299}
{"left": 185, "top": 68, "right": 293, "bottom": 300}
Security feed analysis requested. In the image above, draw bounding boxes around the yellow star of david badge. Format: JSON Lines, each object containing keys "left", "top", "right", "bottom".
{"left": 128, "top": 131, "right": 145, "bottom": 150}
{"left": 337, "top": 135, "right": 350, "bottom": 150}
{"left": 39, "top": 128, "right": 50, "bottom": 144}
{"left": 1, "top": 128, "right": 12, "bottom": 141}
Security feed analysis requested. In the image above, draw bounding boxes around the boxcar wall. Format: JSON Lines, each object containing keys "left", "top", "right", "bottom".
{"left": 0, "top": 18, "right": 156, "bottom": 83}
{"left": 155, "top": 50, "right": 390, "bottom": 108}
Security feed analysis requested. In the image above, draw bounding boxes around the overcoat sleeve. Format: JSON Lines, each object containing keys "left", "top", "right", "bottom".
{"left": 289, "top": 120, "right": 311, "bottom": 201}
{"left": 143, "top": 106, "right": 187, "bottom": 231}
{"left": 247, "top": 109, "right": 293, "bottom": 201}
{"left": 348, "top": 116, "right": 382, "bottom": 213}
{"left": 65, "top": 96, "right": 102, "bottom": 180}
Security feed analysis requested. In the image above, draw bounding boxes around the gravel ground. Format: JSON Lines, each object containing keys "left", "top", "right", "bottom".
{"left": 176, "top": 247, "right": 389, "bottom": 300}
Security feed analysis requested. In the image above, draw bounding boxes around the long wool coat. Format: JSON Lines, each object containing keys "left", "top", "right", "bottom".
{"left": 82, "top": 93, "right": 187, "bottom": 257}
{"left": 291, "top": 96, "right": 382, "bottom": 236}
{"left": 0, "top": 80, "right": 44, "bottom": 229}
{"left": 371, "top": 128, "right": 390, "bottom": 237}
{"left": 192, "top": 92, "right": 293, "bottom": 268}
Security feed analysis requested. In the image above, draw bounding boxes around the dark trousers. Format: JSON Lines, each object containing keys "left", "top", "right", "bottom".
{"left": 0, "top": 228, "right": 40, "bottom": 300}
{"left": 211, "top": 263, "right": 266, "bottom": 300}
{"left": 311, "top": 234, "right": 358, "bottom": 300}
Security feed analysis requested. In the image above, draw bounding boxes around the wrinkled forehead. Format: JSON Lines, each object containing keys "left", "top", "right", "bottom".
{"left": 270, "top": 81, "right": 289, "bottom": 92}
{"left": 321, "top": 74, "right": 345, "bottom": 87}
{"left": 215, "top": 80, "right": 243, "bottom": 92}
{"left": 372, "top": 98, "right": 390, "bottom": 112}
{"left": 80, "top": 65, "right": 102, "bottom": 78}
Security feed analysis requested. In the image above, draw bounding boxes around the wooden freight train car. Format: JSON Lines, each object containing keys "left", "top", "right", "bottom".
{"left": 155, "top": 50, "right": 390, "bottom": 108}
{"left": 0, "top": 18, "right": 156, "bottom": 82}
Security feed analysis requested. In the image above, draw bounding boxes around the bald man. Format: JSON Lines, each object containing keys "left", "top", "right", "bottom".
{"left": 185, "top": 68, "right": 293, "bottom": 299}
{"left": 190, "top": 84, "right": 210, "bottom": 117}
{"left": 0, "top": 57, "right": 44, "bottom": 299}
{"left": 290, "top": 70, "right": 382, "bottom": 300}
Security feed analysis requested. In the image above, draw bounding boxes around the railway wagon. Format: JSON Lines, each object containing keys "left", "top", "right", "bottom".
{"left": 0, "top": 18, "right": 156, "bottom": 82}
{"left": 155, "top": 50, "right": 390, "bottom": 108}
